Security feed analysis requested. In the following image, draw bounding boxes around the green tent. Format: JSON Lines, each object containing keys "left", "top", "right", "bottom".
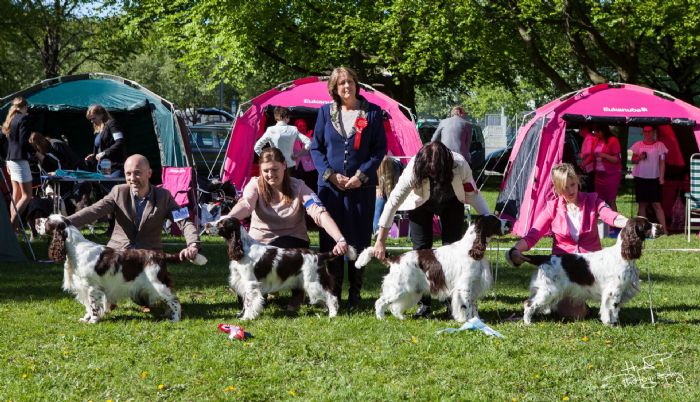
{"left": 0, "top": 73, "right": 194, "bottom": 183}
{"left": 0, "top": 194, "right": 27, "bottom": 262}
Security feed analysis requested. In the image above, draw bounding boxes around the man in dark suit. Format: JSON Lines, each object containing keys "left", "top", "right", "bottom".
{"left": 68, "top": 154, "right": 199, "bottom": 260}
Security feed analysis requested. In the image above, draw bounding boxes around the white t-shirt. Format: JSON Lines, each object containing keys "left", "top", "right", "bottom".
{"left": 631, "top": 141, "right": 668, "bottom": 179}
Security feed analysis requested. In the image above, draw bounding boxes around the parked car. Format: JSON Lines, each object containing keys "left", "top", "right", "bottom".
{"left": 484, "top": 147, "right": 512, "bottom": 174}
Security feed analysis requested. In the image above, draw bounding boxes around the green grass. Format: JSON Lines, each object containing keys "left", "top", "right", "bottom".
{"left": 2, "top": 181, "right": 700, "bottom": 401}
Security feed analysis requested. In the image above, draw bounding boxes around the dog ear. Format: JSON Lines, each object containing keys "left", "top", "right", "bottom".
{"left": 469, "top": 224, "right": 486, "bottom": 261}
{"left": 48, "top": 225, "right": 67, "bottom": 263}
{"left": 621, "top": 218, "right": 643, "bottom": 260}
{"left": 227, "top": 227, "right": 245, "bottom": 261}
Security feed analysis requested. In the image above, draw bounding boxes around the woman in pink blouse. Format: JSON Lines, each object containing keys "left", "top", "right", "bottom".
{"left": 509, "top": 163, "right": 628, "bottom": 318}
{"left": 225, "top": 147, "right": 349, "bottom": 310}
{"left": 580, "top": 125, "right": 622, "bottom": 211}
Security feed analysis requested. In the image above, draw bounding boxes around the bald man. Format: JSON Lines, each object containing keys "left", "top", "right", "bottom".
{"left": 68, "top": 154, "right": 199, "bottom": 260}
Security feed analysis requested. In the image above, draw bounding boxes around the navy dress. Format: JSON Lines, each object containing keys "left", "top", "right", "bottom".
{"left": 311, "top": 96, "right": 387, "bottom": 301}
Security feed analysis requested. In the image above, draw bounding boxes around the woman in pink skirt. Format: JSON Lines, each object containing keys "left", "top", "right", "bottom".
{"left": 589, "top": 125, "right": 622, "bottom": 211}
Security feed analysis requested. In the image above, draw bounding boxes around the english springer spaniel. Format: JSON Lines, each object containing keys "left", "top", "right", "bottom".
{"left": 38, "top": 214, "right": 207, "bottom": 323}
{"left": 355, "top": 215, "right": 512, "bottom": 322}
{"left": 217, "top": 217, "right": 356, "bottom": 320}
{"left": 518, "top": 217, "right": 662, "bottom": 326}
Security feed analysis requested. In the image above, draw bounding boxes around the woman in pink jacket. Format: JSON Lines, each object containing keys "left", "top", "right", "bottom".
{"left": 508, "top": 163, "right": 628, "bottom": 318}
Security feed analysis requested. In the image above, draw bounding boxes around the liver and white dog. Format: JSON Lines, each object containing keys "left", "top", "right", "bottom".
{"left": 217, "top": 217, "right": 356, "bottom": 320}
{"left": 519, "top": 217, "right": 662, "bottom": 326}
{"left": 38, "top": 214, "right": 207, "bottom": 323}
{"left": 355, "top": 215, "right": 512, "bottom": 322}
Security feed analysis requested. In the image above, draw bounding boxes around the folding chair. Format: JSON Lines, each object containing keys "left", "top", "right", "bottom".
{"left": 160, "top": 166, "right": 196, "bottom": 235}
{"left": 686, "top": 153, "right": 700, "bottom": 242}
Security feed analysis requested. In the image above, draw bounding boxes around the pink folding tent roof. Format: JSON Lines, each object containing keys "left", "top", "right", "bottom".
{"left": 221, "top": 76, "right": 422, "bottom": 188}
{"left": 497, "top": 83, "right": 700, "bottom": 236}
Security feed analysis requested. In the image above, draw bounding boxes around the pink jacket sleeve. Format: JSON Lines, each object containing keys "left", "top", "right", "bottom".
{"left": 595, "top": 195, "right": 620, "bottom": 227}
{"left": 522, "top": 199, "right": 556, "bottom": 250}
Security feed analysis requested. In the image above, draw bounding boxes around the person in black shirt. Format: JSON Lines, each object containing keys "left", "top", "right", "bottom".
{"left": 2, "top": 97, "right": 34, "bottom": 229}
{"left": 85, "top": 104, "right": 126, "bottom": 176}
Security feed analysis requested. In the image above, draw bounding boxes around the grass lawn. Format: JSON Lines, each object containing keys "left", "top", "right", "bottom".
{"left": 2, "top": 179, "right": 700, "bottom": 401}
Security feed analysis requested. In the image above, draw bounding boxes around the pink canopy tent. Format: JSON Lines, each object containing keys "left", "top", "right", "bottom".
{"left": 497, "top": 83, "right": 700, "bottom": 236}
{"left": 221, "top": 76, "right": 422, "bottom": 188}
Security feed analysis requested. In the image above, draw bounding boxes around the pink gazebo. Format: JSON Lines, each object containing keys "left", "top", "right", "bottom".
{"left": 497, "top": 83, "right": 700, "bottom": 236}
{"left": 220, "top": 76, "right": 422, "bottom": 189}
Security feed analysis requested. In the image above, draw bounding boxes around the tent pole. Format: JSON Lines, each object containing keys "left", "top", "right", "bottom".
{"left": 0, "top": 165, "right": 36, "bottom": 261}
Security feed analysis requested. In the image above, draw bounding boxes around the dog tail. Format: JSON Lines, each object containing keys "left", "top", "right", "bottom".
{"left": 316, "top": 246, "right": 357, "bottom": 263}
{"left": 163, "top": 253, "right": 208, "bottom": 266}
{"left": 354, "top": 247, "right": 374, "bottom": 268}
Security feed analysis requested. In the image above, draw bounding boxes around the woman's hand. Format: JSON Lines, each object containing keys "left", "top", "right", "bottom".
{"left": 344, "top": 176, "right": 362, "bottom": 190}
{"left": 507, "top": 247, "right": 530, "bottom": 267}
{"left": 330, "top": 173, "right": 350, "bottom": 190}
{"left": 373, "top": 239, "right": 386, "bottom": 260}
{"left": 332, "top": 238, "right": 349, "bottom": 255}
{"left": 85, "top": 154, "right": 95, "bottom": 161}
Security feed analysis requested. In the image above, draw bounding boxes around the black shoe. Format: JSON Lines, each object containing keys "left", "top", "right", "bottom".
{"left": 412, "top": 303, "right": 431, "bottom": 318}
{"left": 347, "top": 293, "right": 361, "bottom": 309}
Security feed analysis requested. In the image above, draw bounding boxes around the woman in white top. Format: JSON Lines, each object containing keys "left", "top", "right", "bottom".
{"left": 630, "top": 126, "right": 669, "bottom": 234}
{"left": 254, "top": 107, "right": 311, "bottom": 173}
{"left": 372, "top": 141, "right": 490, "bottom": 317}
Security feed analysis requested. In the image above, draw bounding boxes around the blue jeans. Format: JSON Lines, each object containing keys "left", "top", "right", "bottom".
{"left": 373, "top": 196, "right": 387, "bottom": 233}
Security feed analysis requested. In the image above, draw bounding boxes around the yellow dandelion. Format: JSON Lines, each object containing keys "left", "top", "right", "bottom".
{"left": 224, "top": 386, "right": 236, "bottom": 393}
{"left": 411, "top": 336, "right": 418, "bottom": 344}
{"left": 288, "top": 389, "right": 298, "bottom": 397}
{"left": 140, "top": 371, "right": 149, "bottom": 379}
{"left": 512, "top": 398, "right": 518, "bottom": 402}
{"left": 587, "top": 364, "right": 594, "bottom": 370}
{"left": 563, "top": 396, "right": 570, "bottom": 401}
{"left": 582, "top": 336, "right": 589, "bottom": 342}
{"left": 158, "top": 384, "right": 165, "bottom": 390}
{"left": 107, "top": 400, "right": 113, "bottom": 402}
{"left": 534, "top": 374, "right": 541, "bottom": 379}
{"left": 21, "top": 373, "right": 28, "bottom": 379}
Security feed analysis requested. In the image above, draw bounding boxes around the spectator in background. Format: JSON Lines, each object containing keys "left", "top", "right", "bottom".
{"left": 590, "top": 124, "right": 622, "bottom": 211}
{"left": 631, "top": 126, "right": 669, "bottom": 235}
{"left": 254, "top": 107, "right": 311, "bottom": 175}
{"left": 578, "top": 127, "right": 596, "bottom": 192}
{"left": 291, "top": 118, "right": 317, "bottom": 189}
{"left": 29, "top": 132, "right": 80, "bottom": 173}
{"left": 2, "top": 97, "right": 34, "bottom": 230}
{"left": 372, "top": 155, "right": 403, "bottom": 234}
{"left": 311, "top": 66, "right": 387, "bottom": 309}
{"left": 431, "top": 106, "right": 472, "bottom": 163}
{"left": 85, "top": 104, "right": 126, "bottom": 177}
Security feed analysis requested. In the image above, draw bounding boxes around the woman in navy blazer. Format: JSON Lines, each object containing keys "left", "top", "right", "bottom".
{"left": 311, "top": 67, "right": 387, "bottom": 308}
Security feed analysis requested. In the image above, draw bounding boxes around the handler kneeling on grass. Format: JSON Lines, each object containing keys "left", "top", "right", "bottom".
{"left": 507, "top": 163, "right": 628, "bottom": 320}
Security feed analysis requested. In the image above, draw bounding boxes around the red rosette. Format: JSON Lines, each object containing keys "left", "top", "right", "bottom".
{"left": 353, "top": 117, "right": 368, "bottom": 150}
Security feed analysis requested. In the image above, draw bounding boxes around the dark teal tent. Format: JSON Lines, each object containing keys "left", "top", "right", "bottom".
{"left": 0, "top": 73, "right": 194, "bottom": 183}
{"left": 0, "top": 194, "right": 27, "bottom": 262}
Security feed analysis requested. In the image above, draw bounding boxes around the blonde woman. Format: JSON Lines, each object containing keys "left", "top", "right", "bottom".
{"left": 2, "top": 97, "right": 34, "bottom": 229}
{"left": 508, "top": 163, "right": 628, "bottom": 319}
{"left": 85, "top": 104, "right": 126, "bottom": 175}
